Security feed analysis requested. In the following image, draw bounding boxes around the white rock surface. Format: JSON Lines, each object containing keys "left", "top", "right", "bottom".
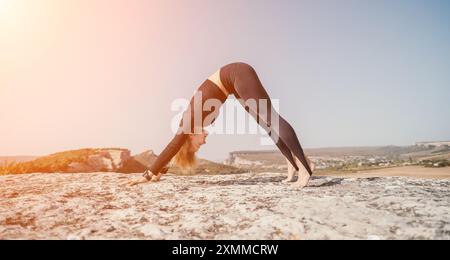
{"left": 0, "top": 172, "right": 449, "bottom": 240}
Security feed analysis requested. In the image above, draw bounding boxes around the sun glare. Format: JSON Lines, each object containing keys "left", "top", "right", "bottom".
{"left": 0, "top": 0, "right": 16, "bottom": 20}
{"left": 0, "top": 0, "right": 13, "bottom": 11}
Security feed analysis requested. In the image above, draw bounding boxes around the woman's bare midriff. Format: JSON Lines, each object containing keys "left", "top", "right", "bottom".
{"left": 208, "top": 68, "right": 229, "bottom": 97}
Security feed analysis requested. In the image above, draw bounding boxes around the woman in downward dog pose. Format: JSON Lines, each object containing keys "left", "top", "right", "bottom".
{"left": 130, "top": 62, "right": 315, "bottom": 188}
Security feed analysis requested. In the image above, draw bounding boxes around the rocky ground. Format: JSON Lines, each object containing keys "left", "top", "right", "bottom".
{"left": 0, "top": 171, "right": 449, "bottom": 240}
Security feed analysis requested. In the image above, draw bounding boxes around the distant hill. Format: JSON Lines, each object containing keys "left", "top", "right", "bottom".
{"left": 4, "top": 144, "right": 447, "bottom": 175}
{"left": 304, "top": 145, "right": 450, "bottom": 159}
{"left": 169, "top": 158, "right": 246, "bottom": 175}
{"left": 0, "top": 156, "right": 38, "bottom": 165}
{"left": 0, "top": 148, "right": 244, "bottom": 175}
{"left": 227, "top": 145, "right": 450, "bottom": 160}
{"left": 0, "top": 148, "right": 146, "bottom": 174}
{"left": 225, "top": 145, "right": 450, "bottom": 170}
{"left": 133, "top": 150, "right": 245, "bottom": 175}
{"left": 133, "top": 150, "right": 158, "bottom": 167}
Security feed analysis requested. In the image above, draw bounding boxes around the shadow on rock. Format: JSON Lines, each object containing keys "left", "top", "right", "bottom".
{"left": 195, "top": 176, "right": 286, "bottom": 186}
{"left": 308, "top": 177, "right": 344, "bottom": 188}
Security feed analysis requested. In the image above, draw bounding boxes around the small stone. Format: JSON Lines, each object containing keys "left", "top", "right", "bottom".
{"left": 106, "top": 226, "right": 116, "bottom": 232}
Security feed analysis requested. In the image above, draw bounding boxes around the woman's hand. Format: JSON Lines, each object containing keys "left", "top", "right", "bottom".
{"left": 128, "top": 176, "right": 150, "bottom": 186}
{"left": 127, "top": 168, "right": 166, "bottom": 186}
{"left": 128, "top": 170, "right": 155, "bottom": 186}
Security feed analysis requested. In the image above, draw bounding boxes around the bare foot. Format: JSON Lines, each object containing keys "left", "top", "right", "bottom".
{"left": 282, "top": 158, "right": 297, "bottom": 183}
{"left": 291, "top": 168, "right": 311, "bottom": 189}
{"left": 291, "top": 156, "right": 315, "bottom": 189}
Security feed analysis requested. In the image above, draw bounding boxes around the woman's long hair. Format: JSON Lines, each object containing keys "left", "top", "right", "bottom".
{"left": 174, "top": 136, "right": 197, "bottom": 174}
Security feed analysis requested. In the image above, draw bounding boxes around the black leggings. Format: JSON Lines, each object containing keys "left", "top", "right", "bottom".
{"left": 227, "top": 63, "right": 313, "bottom": 175}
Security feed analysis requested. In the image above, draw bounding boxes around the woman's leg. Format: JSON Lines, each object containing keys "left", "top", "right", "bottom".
{"left": 244, "top": 106, "right": 298, "bottom": 173}
{"left": 232, "top": 63, "right": 314, "bottom": 176}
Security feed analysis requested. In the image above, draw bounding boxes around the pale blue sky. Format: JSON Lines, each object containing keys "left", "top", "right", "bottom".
{"left": 1, "top": 0, "right": 449, "bottom": 161}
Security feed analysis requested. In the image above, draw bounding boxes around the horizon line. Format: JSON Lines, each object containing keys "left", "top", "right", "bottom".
{"left": 3, "top": 141, "right": 447, "bottom": 158}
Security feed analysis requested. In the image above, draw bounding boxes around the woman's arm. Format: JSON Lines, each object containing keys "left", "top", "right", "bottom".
{"left": 128, "top": 132, "right": 187, "bottom": 186}
{"left": 148, "top": 131, "right": 188, "bottom": 175}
